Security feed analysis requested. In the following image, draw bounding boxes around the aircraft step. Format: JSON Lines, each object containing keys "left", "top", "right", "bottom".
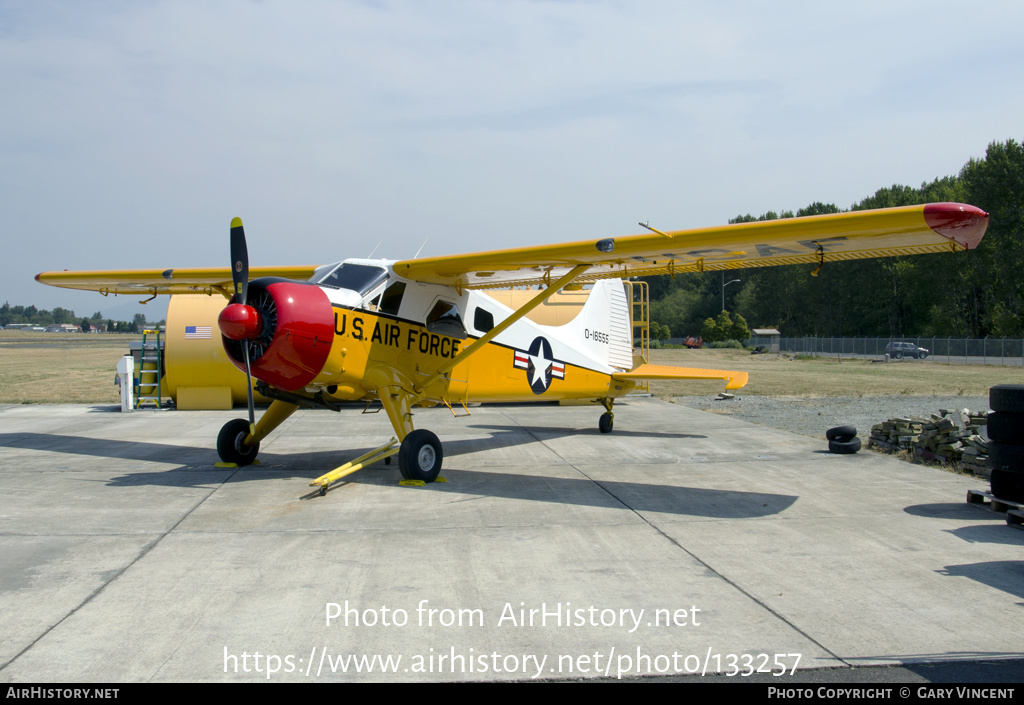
{"left": 966, "top": 489, "right": 1024, "bottom": 529}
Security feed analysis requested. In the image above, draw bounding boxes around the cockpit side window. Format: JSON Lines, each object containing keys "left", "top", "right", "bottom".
{"left": 378, "top": 282, "right": 406, "bottom": 316}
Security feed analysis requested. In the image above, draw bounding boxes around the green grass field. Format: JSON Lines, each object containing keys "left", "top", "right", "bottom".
{"left": 0, "top": 332, "right": 140, "bottom": 404}
{"left": 647, "top": 348, "right": 1018, "bottom": 398}
{"left": 1, "top": 331, "right": 1019, "bottom": 403}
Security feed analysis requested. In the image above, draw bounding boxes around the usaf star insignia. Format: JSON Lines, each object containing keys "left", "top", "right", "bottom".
{"left": 513, "top": 336, "right": 565, "bottom": 394}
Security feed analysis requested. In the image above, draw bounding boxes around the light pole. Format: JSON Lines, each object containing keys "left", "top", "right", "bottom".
{"left": 722, "top": 273, "right": 741, "bottom": 312}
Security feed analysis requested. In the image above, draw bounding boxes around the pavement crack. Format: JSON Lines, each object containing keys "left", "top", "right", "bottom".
{"left": 494, "top": 406, "right": 847, "bottom": 667}
{"left": 0, "top": 468, "right": 240, "bottom": 675}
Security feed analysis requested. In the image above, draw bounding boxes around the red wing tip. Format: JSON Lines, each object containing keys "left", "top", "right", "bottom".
{"left": 923, "top": 202, "right": 989, "bottom": 249}
{"left": 35, "top": 273, "right": 42, "bottom": 282}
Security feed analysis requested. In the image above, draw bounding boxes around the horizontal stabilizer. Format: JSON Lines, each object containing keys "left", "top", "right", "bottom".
{"left": 612, "top": 364, "right": 748, "bottom": 390}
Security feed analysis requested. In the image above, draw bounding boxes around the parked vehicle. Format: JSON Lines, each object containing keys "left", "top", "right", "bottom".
{"left": 885, "top": 341, "right": 929, "bottom": 359}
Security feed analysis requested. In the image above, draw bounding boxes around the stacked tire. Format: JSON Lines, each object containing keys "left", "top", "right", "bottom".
{"left": 827, "top": 425, "right": 861, "bottom": 454}
{"left": 987, "top": 384, "right": 1024, "bottom": 502}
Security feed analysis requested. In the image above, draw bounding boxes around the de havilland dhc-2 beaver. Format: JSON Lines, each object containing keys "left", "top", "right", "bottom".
{"left": 37, "top": 203, "right": 988, "bottom": 493}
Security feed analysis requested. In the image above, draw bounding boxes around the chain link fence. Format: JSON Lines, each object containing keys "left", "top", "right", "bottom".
{"left": 771, "top": 336, "right": 1024, "bottom": 366}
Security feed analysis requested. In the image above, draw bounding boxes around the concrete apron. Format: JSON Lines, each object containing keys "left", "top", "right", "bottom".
{"left": 0, "top": 399, "right": 1020, "bottom": 682}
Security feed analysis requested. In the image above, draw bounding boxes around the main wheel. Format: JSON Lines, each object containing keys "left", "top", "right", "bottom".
{"left": 217, "top": 418, "right": 260, "bottom": 466}
{"left": 399, "top": 429, "right": 443, "bottom": 482}
{"left": 599, "top": 412, "right": 614, "bottom": 433}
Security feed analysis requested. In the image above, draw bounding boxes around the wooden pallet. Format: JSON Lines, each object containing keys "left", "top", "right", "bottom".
{"left": 966, "top": 489, "right": 1024, "bottom": 528}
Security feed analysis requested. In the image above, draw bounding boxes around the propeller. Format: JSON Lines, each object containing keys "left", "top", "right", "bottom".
{"left": 230, "top": 217, "right": 249, "bottom": 305}
{"left": 223, "top": 217, "right": 257, "bottom": 437}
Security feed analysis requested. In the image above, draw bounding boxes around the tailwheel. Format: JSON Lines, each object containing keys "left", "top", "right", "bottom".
{"left": 398, "top": 429, "right": 443, "bottom": 482}
{"left": 217, "top": 418, "right": 260, "bottom": 466}
{"left": 599, "top": 412, "right": 614, "bottom": 434}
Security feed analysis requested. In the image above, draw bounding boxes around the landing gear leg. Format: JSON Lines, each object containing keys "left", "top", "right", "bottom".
{"left": 377, "top": 385, "right": 443, "bottom": 483}
{"left": 598, "top": 398, "right": 614, "bottom": 433}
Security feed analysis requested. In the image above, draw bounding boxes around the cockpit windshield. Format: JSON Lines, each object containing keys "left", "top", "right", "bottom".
{"left": 313, "top": 263, "right": 388, "bottom": 295}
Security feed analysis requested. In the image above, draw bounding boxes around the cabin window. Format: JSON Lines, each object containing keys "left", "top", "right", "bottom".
{"left": 426, "top": 300, "right": 468, "bottom": 339}
{"left": 474, "top": 307, "right": 494, "bottom": 334}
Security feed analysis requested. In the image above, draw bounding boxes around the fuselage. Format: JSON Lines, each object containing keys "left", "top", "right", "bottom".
{"left": 300, "top": 258, "right": 637, "bottom": 405}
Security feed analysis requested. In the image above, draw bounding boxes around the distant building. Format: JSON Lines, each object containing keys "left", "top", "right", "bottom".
{"left": 750, "top": 328, "right": 781, "bottom": 352}
{"left": 46, "top": 324, "right": 81, "bottom": 333}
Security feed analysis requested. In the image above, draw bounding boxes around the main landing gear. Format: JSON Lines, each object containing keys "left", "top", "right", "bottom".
{"left": 397, "top": 429, "right": 443, "bottom": 482}
{"left": 306, "top": 429, "right": 443, "bottom": 494}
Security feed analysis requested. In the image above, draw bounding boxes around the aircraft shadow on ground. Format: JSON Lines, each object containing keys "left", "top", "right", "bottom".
{"left": 465, "top": 422, "right": 707, "bottom": 440}
{"left": 0, "top": 430, "right": 794, "bottom": 519}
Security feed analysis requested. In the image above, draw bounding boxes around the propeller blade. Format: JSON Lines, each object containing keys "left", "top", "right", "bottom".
{"left": 230, "top": 217, "right": 249, "bottom": 306}
{"left": 231, "top": 217, "right": 256, "bottom": 436}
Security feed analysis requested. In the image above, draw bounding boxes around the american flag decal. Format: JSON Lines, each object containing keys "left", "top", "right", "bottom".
{"left": 185, "top": 325, "right": 212, "bottom": 339}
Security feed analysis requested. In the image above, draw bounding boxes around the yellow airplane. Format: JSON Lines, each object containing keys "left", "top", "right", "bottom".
{"left": 36, "top": 203, "right": 988, "bottom": 494}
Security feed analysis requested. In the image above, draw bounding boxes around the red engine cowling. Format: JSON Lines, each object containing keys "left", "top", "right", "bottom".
{"left": 218, "top": 278, "right": 334, "bottom": 391}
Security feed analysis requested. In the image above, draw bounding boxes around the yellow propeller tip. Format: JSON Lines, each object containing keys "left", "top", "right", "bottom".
{"left": 231, "top": 217, "right": 243, "bottom": 228}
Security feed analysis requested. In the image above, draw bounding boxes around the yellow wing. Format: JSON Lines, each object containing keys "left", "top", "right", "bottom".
{"left": 36, "top": 203, "right": 986, "bottom": 296}
{"left": 394, "top": 203, "right": 988, "bottom": 289}
{"left": 35, "top": 266, "right": 317, "bottom": 297}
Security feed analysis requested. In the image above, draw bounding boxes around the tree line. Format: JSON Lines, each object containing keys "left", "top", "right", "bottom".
{"left": 1, "top": 302, "right": 152, "bottom": 333}
{"left": 646, "top": 138, "right": 1024, "bottom": 339}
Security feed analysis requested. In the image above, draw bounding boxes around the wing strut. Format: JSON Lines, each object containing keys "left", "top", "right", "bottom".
{"left": 412, "top": 264, "right": 590, "bottom": 396}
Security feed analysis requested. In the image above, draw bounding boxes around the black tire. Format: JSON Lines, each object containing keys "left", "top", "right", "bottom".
{"left": 990, "top": 385, "right": 1024, "bottom": 414}
{"left": 829, "top": 437, "right": 862, "bottom": 454}
{"left": 217, "top": 418, "right": 260, "bottom": 466}
{"left": 990, "top": 468, "right": 1024, "bottom": 502}
{"left": 988, "top": 442, "right": 1024, "bottom": 471}
{"left": 399, "top": 429, "right": 443, "bottom": 482}
{"left": 599, "top": 412, "right": 614, "bottom": 434}
{"left": 919, "top": 352, "right": 928, "bottom": 359}
{"left": 986, "top": 412, "right": 1024, "bottom": 445}
{"left": 826, "top": 425, "right": 857, "bottom": 441}
{"left": 892, "top": 351, "right": 903, "bottom": 360}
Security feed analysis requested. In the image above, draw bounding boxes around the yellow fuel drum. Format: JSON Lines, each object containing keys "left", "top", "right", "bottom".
{"left": 164, "top": 295, "right": 269, "bottom": 409}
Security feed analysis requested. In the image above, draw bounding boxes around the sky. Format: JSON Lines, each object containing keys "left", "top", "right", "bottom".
{"left": 2, "top": 0, "right": 1023, "bottom": 321}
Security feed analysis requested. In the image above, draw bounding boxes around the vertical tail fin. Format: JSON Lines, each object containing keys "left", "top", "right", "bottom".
{"left": 568, "top": 280, "right": 634, "bottom": 370}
